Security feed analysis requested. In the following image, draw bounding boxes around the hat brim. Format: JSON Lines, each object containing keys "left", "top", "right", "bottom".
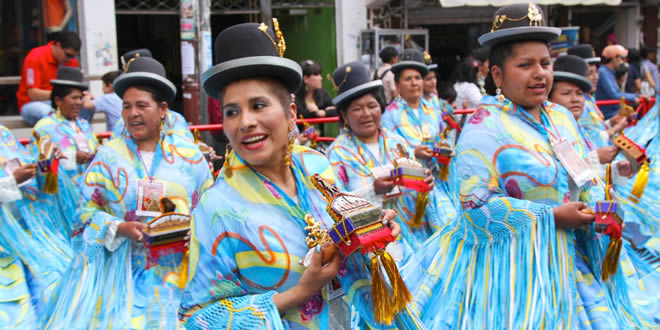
{"left": 478, "top": 26, "right": 561, "bottom": 48}
{"left": 333, "top": 80, "right": 383, "bottom": 107}
{"left": 427, "top": 64, "right": 438, "bottom": 71}
{"left": 391, "top": 61, "right": 429, "bottom": 77}
{"left": 585, "top": 57, "right": 600, "bottom": 64}
{"left": 113, "top": 72, "right": 177, "bottom": 103}
{"left": 553, "top": 71, "right": 593, "bottom": 92}
{"left": 202, "top": 56, "right": 302, "bottom": 99}
{"left": 50, "top": 79, "right": 88, "bottom": 91}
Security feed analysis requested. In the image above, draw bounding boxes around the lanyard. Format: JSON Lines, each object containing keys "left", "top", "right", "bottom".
{"left": 513, "top": 100, "right": 562, "bottom": 143}
{"left": 127, "top": 134, "right": 163, "bottom": 182}
{"left": 350, "top": 130, "right": 387, "bottom": 170}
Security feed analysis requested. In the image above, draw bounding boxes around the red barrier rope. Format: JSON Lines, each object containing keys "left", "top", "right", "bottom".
{"left": 15, "top": 97, "right": 656, "bottom": 145}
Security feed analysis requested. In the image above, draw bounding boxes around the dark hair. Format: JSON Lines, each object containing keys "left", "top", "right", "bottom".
{"left": 472, "top": 47, "right": 490, "bottom": 63}
{"left": 484, "top": 72, "right": 497, "bottom": 96}
{"left": 394, "top": 68, "right": 423, "bottom": 83}
{"left": 336, "top": 90, "right": 386, "bottom": 126}
{"left": 127, "top": 84, "right": 168, "bottom": 104}
{"left": 627, "top": 48, "right": 641, "bottom": 72}
{"left": 300, "top": 60, "right": 321, "bottom": 76}
{"left": 437, "top": 82, "right": 456, "bottom": 104}
{"left": 50, "top": 31, "right": 81, "bottom": 50}
{"left": 50, "top": 85, "right": 80, "bottom": 105}
{"left": 452, "top": 58, "right": 478, "bottom": 84}
{"left": 640, "top": 47, "right": 649, "bottom": 59}
{"left": 379, "top": 47, "right": 399, "bottom": 64}
{"left": 102, "top": 70, "right": 122, "bottom": 86}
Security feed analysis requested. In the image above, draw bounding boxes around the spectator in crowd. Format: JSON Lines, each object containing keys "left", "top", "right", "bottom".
{"left": 80, "top": 70, "right": 123, "bottom": 131}
{"left": 595, "top": 44, "right": 638, "bottom": 119}
{"left": 295, "top": 59, "right": 335, "bottom": 119}
{"left": 373, "top": 46, "right": 399, "bottom": 104}
{"left": 616, "top": 63, "right": 629, "bottom": 89}
{"left": 437, "top": 81, "right": 457, "bottom": 107}
{"left": 452, "top": 58, "right": 482, "bottom": 109}
{"left": 17, "top": 31, "right": 81, "bottom": 126}
{"left": 640, "top": 46, "right": 660, "bottom": 94}
{"left": 31, "top": 67, "right": 99, "bottom": 187}
{"left": 472, "top": 47, "right": 490, "bottom": 95}
{"left": 624, "top": 48, "right": 642, "bottom": 93}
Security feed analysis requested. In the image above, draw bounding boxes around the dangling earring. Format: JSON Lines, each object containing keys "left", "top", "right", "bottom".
{"left": 343, "top": 121, "right": 349, "bottom": 132}
{"left": 223, "top": 144, "right": 233, "bottom": 177}
{"left": 56, "top": 106, "right": 61, "bottom": 115}
{"left": 496, "top": 88, "right": 505, "bottom": 103}
{"left": 284, "top": 131, "right": 294, "bottom": 167}
{"left": 160, "top": 117, "right": 165, "bottom": 132}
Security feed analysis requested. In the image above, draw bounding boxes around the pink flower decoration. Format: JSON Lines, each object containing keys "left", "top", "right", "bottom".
{"left": 338, "top": 256, "right": 347, "bottom": 277}
{"left": 505, "top": 179, "right": 523, "bottom": 199}
{"left": 124, "top": 210, "right": 137, "bottom": 222}
{"left": 91, "top": 189, "right": 106, "bottom": 207}
{"left": 191, "top": 190, "right": 200, "bottom": 210}
{"left": 298, "top": 293, "right": 324, "bottom": 323}
{"left": 562, "top": 192, "right": 571, "bottom": 204}
{"left": 468, "top": 108, "right": 491, "bottom": 125}
{"left": 338, "top": 165, "right": 348, "bottom": 186}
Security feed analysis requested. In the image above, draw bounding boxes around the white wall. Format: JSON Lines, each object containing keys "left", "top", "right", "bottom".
{"left": 335, "top": 0, "right": 367, "bottom": 66}
{"left": 614, "top": 4, "right": 640, "bottom": 49}
{"left": 76, "top": 0, "right": 119, "bottom": 98}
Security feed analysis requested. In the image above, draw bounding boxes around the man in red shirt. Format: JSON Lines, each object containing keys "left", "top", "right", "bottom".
{"left": 17, "top": 31, "right": 81, "bottom": 126}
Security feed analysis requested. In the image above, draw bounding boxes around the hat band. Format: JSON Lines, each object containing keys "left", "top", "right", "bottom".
{"left": 491, "top": 4, "right": 544, "bottom": 32}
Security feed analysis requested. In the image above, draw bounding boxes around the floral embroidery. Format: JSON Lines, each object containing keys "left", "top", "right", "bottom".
{"left": 468, "top": 108, "right": 491, "bottom": 125}
{"left": 298, "top": 292, "right": 324, "bottom": 323}
{"left": 124, "top": 210, "right": 137, "bottom": 222}
{"left": 338, "top": 165, "right": 348, "bottom": 186}
{"left": 505, "top": 179, "right": 523, "bottom": 199}
{"left": 91, "top": 188, "right": 106, "bottom": 208}
{"left": 191, "top": 190, "right": 200, "bottom": 210}
{"left": 209, "top": 271, "right": 245, "bottom": 299}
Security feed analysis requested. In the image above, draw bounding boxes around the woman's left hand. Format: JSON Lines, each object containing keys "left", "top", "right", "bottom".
{"left": 381, "top": 209, "right": 400, "bottom": 237}
{"left": 53, "top": 147, "right": 67, "bottom": 160}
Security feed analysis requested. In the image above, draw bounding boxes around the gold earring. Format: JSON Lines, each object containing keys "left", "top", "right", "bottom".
{"left": 284, "top": 132, "right": 294, "bottom": 167}
{"left": 496, "top": 88, "right": 505, "bottom": 103}
{"left": 56, "top": 106, "right": 61, "bottom": 115}
{"left": 223, "top": 144, "right": 233, "bottom": 177}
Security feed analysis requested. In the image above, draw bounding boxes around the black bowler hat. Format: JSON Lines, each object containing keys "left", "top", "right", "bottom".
{"left": 202, "top": 20, "right": 302, "bottom": 98}
{"left": 121, "top": 49, "right": 153, "bottom": 70}
{"left": 478, "top": 3, "right": 560, "bottom": 48}
{"left": 553, "top": 55, "right": 593, "bottom": 92}
{"left": 391, "top": 49, "right": 429, "bottom": 77}
{"left": 113, "top": 57, "right": 177, "bottom": 102}
{"left": 50, "top": 66, "right": 88, "bottom": 90}
{"left": 331, "top": 61, "right": 383, "bottom": 107}
{"left": 567, "top": 44, "right": 600, "bottom": 65}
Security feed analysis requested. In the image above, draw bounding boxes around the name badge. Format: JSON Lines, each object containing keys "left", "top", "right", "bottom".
{"left": 136, "top": 179, "right": 165, "bottom": 217}
{"left": 73, "top": 134, "right": 90, "bottom": 153}
{"left": 326, "top": 277, "right": 345, "bottom": 300}
{"left": 551, "top": 139, "right": 595, "bottom": 188}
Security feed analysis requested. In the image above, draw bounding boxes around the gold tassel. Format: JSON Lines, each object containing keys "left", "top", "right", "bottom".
{"left": 380, "top": 250, "right": 412, "bottom": 312}
{"left": 223, "top": 145, "right": 233, "bottom": 178}
{"left": 630, "top": 160, "right": 650, "bottom": 203}
{"left": 177, "top": 250, "right": 190, "bottom": 289}
{"left": 411, "top": 191, "right": 428, "bottom": 228}
{"left": 601, "top": 238, "right": 622, "bottom": 281}
{"left": 370, "top": 253, "right": 394, "bottom": 325}
{"left": 43, "top": 171, "right": 58, "bottom": 194}
{"left": 437, "top": 163, "right": 450, "bottom": 181}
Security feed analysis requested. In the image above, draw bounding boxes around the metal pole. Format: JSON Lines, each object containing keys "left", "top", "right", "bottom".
{"left": 260, "top": 0, "right": 272, "bottom": 24}
{"left": 180, "top": 0, "right": 201, "bottom": 125}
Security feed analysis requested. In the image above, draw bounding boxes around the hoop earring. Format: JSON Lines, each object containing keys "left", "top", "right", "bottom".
{"left": 223, "top": 144, "right": 233, "bottom": 177}
{"left": 284, "top": 132, "right": 294, "bottom": 167}
{"left": 495, "top": 88, "right": 505, "bottom": 103}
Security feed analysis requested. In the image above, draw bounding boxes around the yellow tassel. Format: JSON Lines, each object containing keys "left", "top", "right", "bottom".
{"left": 177, "top": 250, "right": 190, "bottom": 289}
{"left": 370, "top": 253, "right": 394, "bottom": 325}
{"left": 437, "top": 163, "right": 450, "bottom": 181}
{"left": 380, "top": 250, "right": 412, "bottom": 312}
{"left": 411, "top": 191, "right": 428, "bottom": 228}
{"left": 630, "top": 161, "right": 650, "bottom": 203}
{"left": 601, "top": 238, "right": 622, "bottom": 281}
{"left": 42, "top": 171, "right": 58, "bottom": 194}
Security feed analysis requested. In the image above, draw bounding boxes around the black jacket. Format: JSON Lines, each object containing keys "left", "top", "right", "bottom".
{"left": 295, "top": 87, "right": 336, "bottom": 118}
